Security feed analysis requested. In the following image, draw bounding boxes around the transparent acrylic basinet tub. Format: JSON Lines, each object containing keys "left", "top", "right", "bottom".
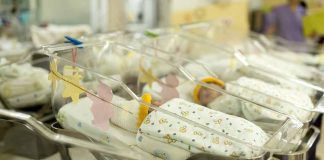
{"left": 139, "top": 32, "right": 324, "bottom": 125}
{"left": 180, "top": 21, "right": 324, "bottom": 89}
{"left": 0, "top": 53, "right": 51, "bottom": 110}
{"left": 41, "top": 41, "right": 304, "bottom": 159}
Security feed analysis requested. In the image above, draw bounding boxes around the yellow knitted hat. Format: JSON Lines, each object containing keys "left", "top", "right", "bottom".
{"left": 193, "top": 77, "right": 225, "bottom": 104}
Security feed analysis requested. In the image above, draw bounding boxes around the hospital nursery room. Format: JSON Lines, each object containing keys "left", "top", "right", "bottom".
{"left": 1, "top": 0, "right": 324, "bottom": 159}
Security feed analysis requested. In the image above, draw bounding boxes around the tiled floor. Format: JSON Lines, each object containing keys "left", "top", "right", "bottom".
{"left": 1, "top": 118, "right": 324, "bottom": 160}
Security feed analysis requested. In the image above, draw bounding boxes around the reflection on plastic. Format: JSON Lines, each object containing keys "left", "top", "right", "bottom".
{"left": 62, "top": 67, "right": 85, "bottom": 103}
{"left": 139, "top": 66, "right": 155, "bottom": 87}
{"left": 159, "top": 74, "right": 180, "bottom": 104}
{"left": 48, "top": 58, "right": 59, "bottom": 91}
{"left": 87, "top": 81, "right": 113, "bottom": 131}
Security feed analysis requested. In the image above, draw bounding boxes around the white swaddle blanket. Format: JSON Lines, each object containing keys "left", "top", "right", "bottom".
{"left": 142, "top": 68, "right": 314, "bottom": 123}
{"left": 57, "top": 96, "right": 161, "bottom": 160}
{"left": 58, "top": 97, "right": 135, "bottom": 141}
{"left": 187, "top": 55, "right": 316, "bottom": 96}
{"left": 271, "top": 50, "right": 323, "bottom": 65}
{"left": 136, "top": 132, "right": 191, "bottom": 160}
{"left": 58, "top": 91, "right": 269, "bottom": 159}
{"left": 210, "top": 77, "right": 314, "bottom": 122}
{"left": 137, "top": 98, "right": 269, "bottom": 159}
{"left": 238, "top": 66, "right": 316, "bottom": 96}
{"left": 97, "top": 52, "right": 175, "bottom": 79}
{"left": 0, "top": 64, "right": 50, "bottom": 108}
{"left": 247, "top": 54, "right": 318, "bottom": 81}
{"left": 97, "top": 52, "right": 141, "bottom": 76}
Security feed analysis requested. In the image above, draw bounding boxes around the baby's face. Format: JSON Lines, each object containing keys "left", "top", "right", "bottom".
{"left": 198, "top": 84, "right": 222, "bottom": 106}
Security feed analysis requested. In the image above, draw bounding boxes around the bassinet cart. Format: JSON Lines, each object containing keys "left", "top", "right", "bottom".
{"left": 38, "top": 40, "right": 313, "bottom": 159}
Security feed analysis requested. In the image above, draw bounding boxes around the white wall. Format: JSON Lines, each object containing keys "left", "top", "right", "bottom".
{"left": 38, "top": 0, "right": 90, "bottom": 25}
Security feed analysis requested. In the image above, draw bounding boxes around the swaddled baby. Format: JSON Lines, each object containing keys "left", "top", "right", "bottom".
{"left": 247, "top": 54, "right": 323, "bottom": 83}
{"left": 137, "top": 98, "right": 269, "bottom": 159}
{"left": 57, "top": 92, "right": 162, "bottom": 160}
{"left": 270, "top": 50, "right": 324, "bottom": 66}
{"left": 58, "top": 92, "right": 268, "bottom": 159}
{"left": 143, "top": 73, "right": 314, "bottom": 123}
{"left": 185, "top": 55, "right": 316, "bottom": 96}
{"left": 97, "top": 51, "right": 141, "bottom": 76}
{"left": 198, "top": 77, "right": 314, "bottom": 122}
{"left": 0, "top": 63, "right": 50, "bottom": 108}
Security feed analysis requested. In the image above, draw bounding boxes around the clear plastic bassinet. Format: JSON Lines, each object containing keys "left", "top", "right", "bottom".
{"left": 39, "top": 41, "right": 304, "bottom": 159}
{"left": 250, "top": 32, "right": 320, "bottom": 54}
{"left": 0, "top": 53, "right": 57, "bottom": 159}
{"left": 247, "top": 32, "right": 324, "bottom": 72}
{"left": 179, "top": 21, "right": 324, "bottom": 89}
{"left": 132, "top": 31, "right": 324, "bottom": 125}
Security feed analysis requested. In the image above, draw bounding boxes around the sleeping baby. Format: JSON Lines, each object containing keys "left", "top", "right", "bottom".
{"left": 142, "top": 73, "right": 314, "bottom": 123}
{"left": 185, "top": 55, "right": 317, "bottom": 96}
{"left": 247, "top": 54, "right": 324, "bottom": 84}
{"left": 0, "top": 63, "right": 50, "bottom": 109}
{"left": 57, "top": 84, "right": 269, "bottom": 160}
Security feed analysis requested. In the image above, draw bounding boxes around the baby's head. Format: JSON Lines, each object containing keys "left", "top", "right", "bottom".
{"left": 193, "top": 77, "right": 225, "bottom": 106}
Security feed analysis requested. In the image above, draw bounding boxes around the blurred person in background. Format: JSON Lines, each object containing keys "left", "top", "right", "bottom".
{"left": 266, "top": 0, "right": 306, "bottom": 42}
{"left": 299, "top": 0, "right": 308, "bottom": 10}
{"left": 0, "top": 0, "right": 24, "bottom": 39}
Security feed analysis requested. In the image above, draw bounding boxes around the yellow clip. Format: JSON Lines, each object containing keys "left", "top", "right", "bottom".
{"left": 137, "top": 93, "right": 152, "bottom": 127}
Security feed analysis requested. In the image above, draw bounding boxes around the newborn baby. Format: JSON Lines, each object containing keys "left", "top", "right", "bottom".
{"left": 137, "top": 98, "right": 269, "bottom": 159}
{"left": 247, "top": 54, "right": 324, "bottom": 84}
{"left": 57, "top": 91, "right": 161, "bottom": 160}
{"left": 270, "top": 50, "right": 324, "bottom": 66}
{"left": 143, "top": 73, "right": 314, "bottom": 123}
{"left": 194, "top": 77, "right": 314, "bottom": 123}
{"left": 58, "top": 91, "right": 269, "bottom": 159}
{"left": 0, "top": 63, "right": 50, "bottom": 108}
{"left": 185, "top": 55, "right": 317, "bottom": 97}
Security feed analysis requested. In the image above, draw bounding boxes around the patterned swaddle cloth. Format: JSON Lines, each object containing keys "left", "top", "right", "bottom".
{"left": 57, "top": 96, "right": 162, "bottom": 160}
{"left": 238, "top": 66, "right": 315, "bottom": 96}
{"left": 247, "top": 54, "right": 316, "bottom": 80}
{"left": 0, "top": 64, "right": 50, "bottom": 108}
{"left": 137, "top": 98, "right": 269, "bottom": 159}
{"left": 226, "top": 77, "right": 314, "bottom": 122}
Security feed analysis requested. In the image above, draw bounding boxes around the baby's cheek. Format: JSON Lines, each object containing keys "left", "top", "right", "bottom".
{"left": 203, "top": 90, "right": 221, "bottom": 105}
{"left": 152, "top": 100, "right": 162, "bottom": 106}
{"left": 212, "top": 92, "right": 222, "bottom": 99}
{"left": 198, "top": 91, "right": 210, "bottom": 105}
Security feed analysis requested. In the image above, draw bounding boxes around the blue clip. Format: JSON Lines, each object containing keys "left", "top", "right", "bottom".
{"left": 64, "top": 36, "right": 83, "bottom": 48}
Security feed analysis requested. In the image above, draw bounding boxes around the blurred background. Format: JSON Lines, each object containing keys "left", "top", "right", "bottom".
{"left": 1, "top": 0, "right": 324, "bottom": 159}
{"left": 1, "top": 0, "right": 324, "bottom": 50}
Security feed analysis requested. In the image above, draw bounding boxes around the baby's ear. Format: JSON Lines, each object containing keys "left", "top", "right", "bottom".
{"left": 165, "top": 74, "right": 179, "bottom": 86}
